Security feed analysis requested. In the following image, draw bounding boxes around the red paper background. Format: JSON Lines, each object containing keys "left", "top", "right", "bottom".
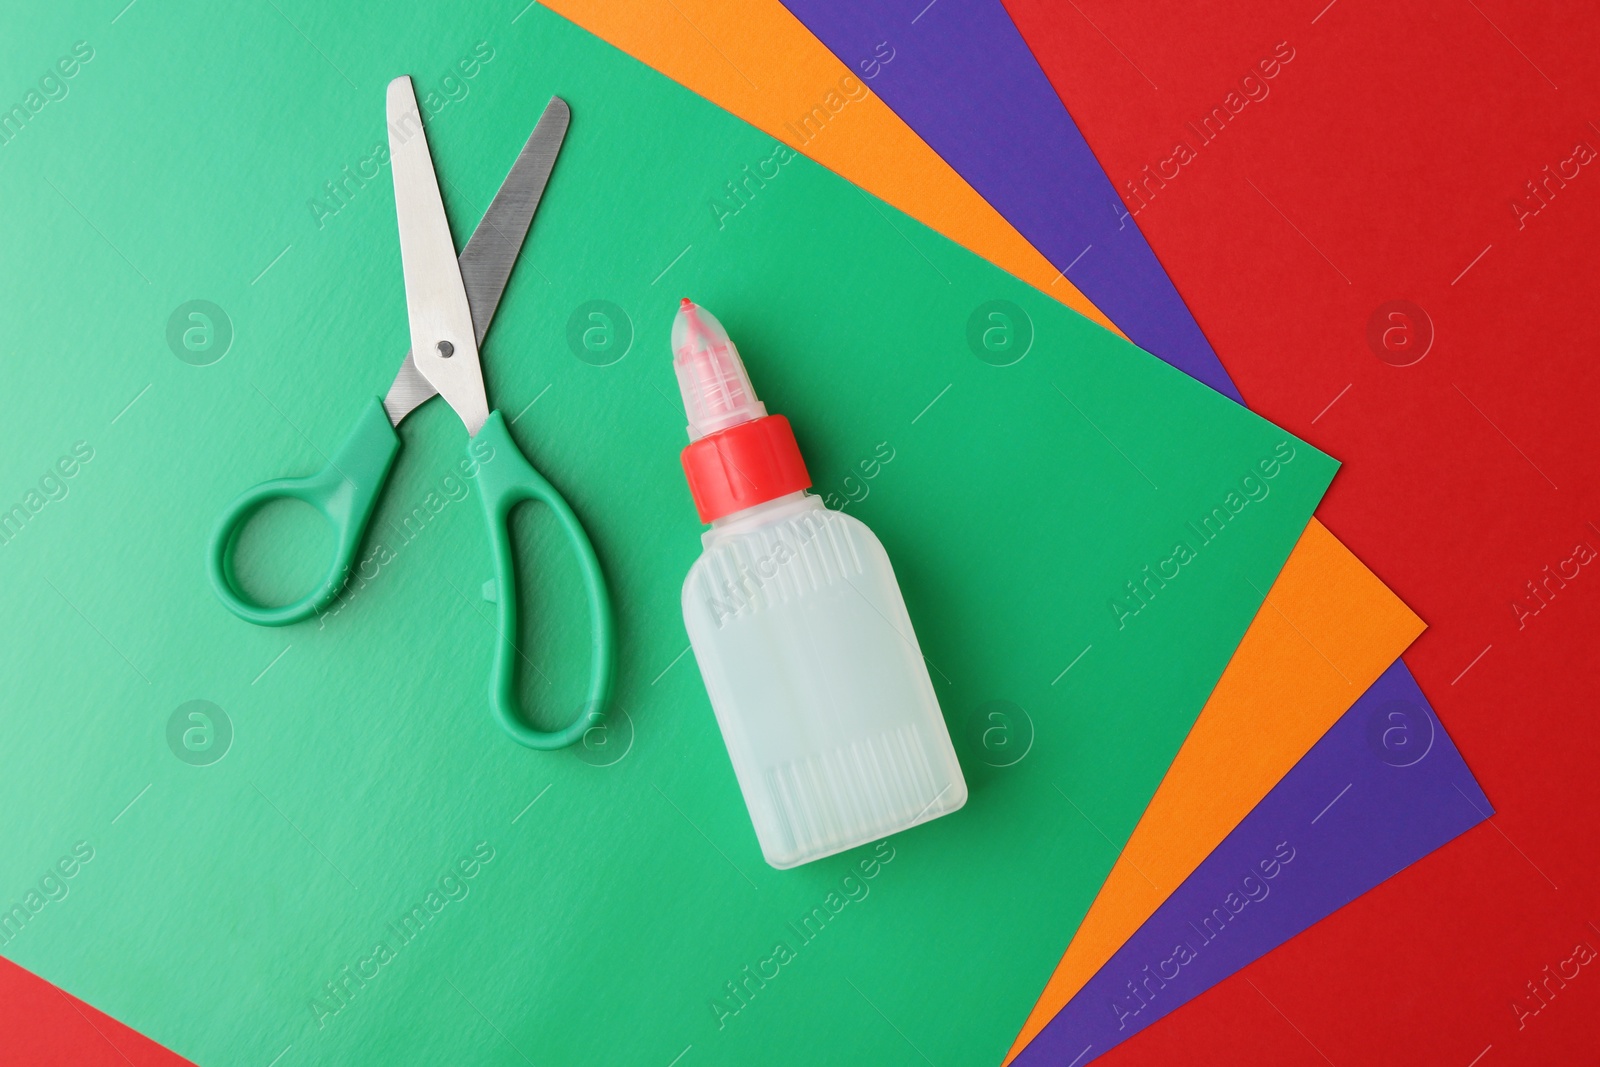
{"left": 1000, "top": 0, "right": 1600, "bottom": 1063}
{"left": 0, "top": 956, "right": 190, "bottom": 1065}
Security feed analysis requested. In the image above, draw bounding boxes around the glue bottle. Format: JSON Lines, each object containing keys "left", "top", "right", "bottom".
{"left": 672, "top": 299, "right": 967, "bottom": 869}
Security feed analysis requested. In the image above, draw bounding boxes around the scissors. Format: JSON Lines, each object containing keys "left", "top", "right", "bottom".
{"left": 207, "top": 77, "right": 614, "bottom": 750}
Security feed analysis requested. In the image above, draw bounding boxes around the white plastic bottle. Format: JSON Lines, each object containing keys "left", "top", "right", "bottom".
{"left": 672, "top": 299, "right": 967, "bottom": 869}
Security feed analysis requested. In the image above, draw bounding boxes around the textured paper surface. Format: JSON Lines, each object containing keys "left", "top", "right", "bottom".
{"left": 1016, "top": 661, "right": 1491, "bottom": 1065}
{"left": 611, "top": 2, "right": 1472, "bottom": 1062}
{"left": 0, "top": 5, "right": 1331, "bottom": 1066}
{"left": 543, "top": 0, "right": 1117, "bottom": 336}
{"left": 583, "top": 0, "right": 1468, "bottom": 1058}
{"left": 0, "top": 959, "right": 185, "bottom": 1067}
{"left": 0, "top": 3, "right": 1428, "bottom": 1062}
{"left": 958, "top": 0, "right": 1599, "bottom": 1062}
{"left": 1006, "top": 519, "right": 1425, "bottom": 1056}
{"left": 780, "top": 0, "right": 1239, "bottom": 401}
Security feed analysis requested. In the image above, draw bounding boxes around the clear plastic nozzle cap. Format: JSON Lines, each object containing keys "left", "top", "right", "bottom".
{"left": 672, "top": 299, "right": 768, "bottom": 441}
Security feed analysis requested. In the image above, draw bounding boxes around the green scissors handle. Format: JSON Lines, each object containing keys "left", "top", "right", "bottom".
{"left": 207, "top": 397, "right": 399, "bottom": 627}
{"left": 208, "top": 403, "right": 614, "bottom": 750}
{"left": 473, "top": 411, "right": 615, "bottom": 750}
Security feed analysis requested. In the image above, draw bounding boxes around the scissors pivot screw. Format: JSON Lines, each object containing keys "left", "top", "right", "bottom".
{"left": 437, "top": 340, "right": 455, "bottom": 358}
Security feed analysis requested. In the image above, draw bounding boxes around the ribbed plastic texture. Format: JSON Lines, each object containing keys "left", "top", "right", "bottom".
{"left": 681, "top": 496, "right": 966, "bottom": 868}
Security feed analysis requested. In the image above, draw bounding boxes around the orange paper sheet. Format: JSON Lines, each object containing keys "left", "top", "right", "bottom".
{"left": 544, "top": 0, "right": 1426, "bottom": 1053}
{"left": 1007, "top": 519, "right": 1422, "bottom": 1057}
{"left": 544, "top": 0, "right": 1118, "bottom": 336}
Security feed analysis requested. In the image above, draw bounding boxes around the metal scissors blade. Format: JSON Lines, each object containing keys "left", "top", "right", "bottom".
{"left": 387, "top": 76, "right": 489, "bottom": 434}
{"left": 384, "top": 95, "right": 570, "bottom": 427}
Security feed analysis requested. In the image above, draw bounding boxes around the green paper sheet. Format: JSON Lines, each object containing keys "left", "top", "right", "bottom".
{"left": 0, "top": 3, "right": 1334, "bottom": 1064}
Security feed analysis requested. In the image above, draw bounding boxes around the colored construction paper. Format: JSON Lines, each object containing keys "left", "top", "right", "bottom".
{"left": 718, "top": 0, "right": 1485, "bottom": 1054}
{"left": 538, "top": 0, "right": 1121, "bottom": 337}
{"left": 0, "top": 956, "right": 189, "bottom": 1067}
{"left": 0, "top": 3, "right": 1441, "bottom": 1062}
{"left": 781, "top": 0, "right": 1240, "bottom": 402}
{"left": 989, "top": 1, "right": 1600, "bottom": 1063}
{"left": 539, "top": 11, "right": 1465, "bottom": 1057}
{"left": 1006, "top": 519, "right": 1428, "bottom": 1058}
{"left": 0, "top": 6, "right": 1332, "bottom": 1067}
{"left": 0, "top": 2, "right": 1453, "bottom": 1062}
{"left": 1016, "top": 661, "right": 1492, "bottom": 1066}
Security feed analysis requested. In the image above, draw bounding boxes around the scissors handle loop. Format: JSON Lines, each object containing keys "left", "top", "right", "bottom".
{"left": 473, "top": 411, "right": 616, "bottom": 749}
{"left": 207, "top": 397, "right": 399, "bottom": 626}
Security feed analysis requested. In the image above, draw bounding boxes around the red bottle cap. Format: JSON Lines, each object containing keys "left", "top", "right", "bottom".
{"left": 681, "top": 414, "right": 811, "bottom": 524}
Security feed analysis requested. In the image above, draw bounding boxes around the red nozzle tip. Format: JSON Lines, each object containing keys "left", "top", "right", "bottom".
{"left": 680, "top": 297, "right": 693, "bottom": 310}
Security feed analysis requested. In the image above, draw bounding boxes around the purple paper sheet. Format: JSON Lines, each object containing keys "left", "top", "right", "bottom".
{"left": 1015, "top": 661, "right": 1491, "bottom": 1066}
{"left": 778, "top": 0, "right": 1493, "bottom": 1057}
{"left": 781, "top": 0, "right": 1241, "bottom": 401}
